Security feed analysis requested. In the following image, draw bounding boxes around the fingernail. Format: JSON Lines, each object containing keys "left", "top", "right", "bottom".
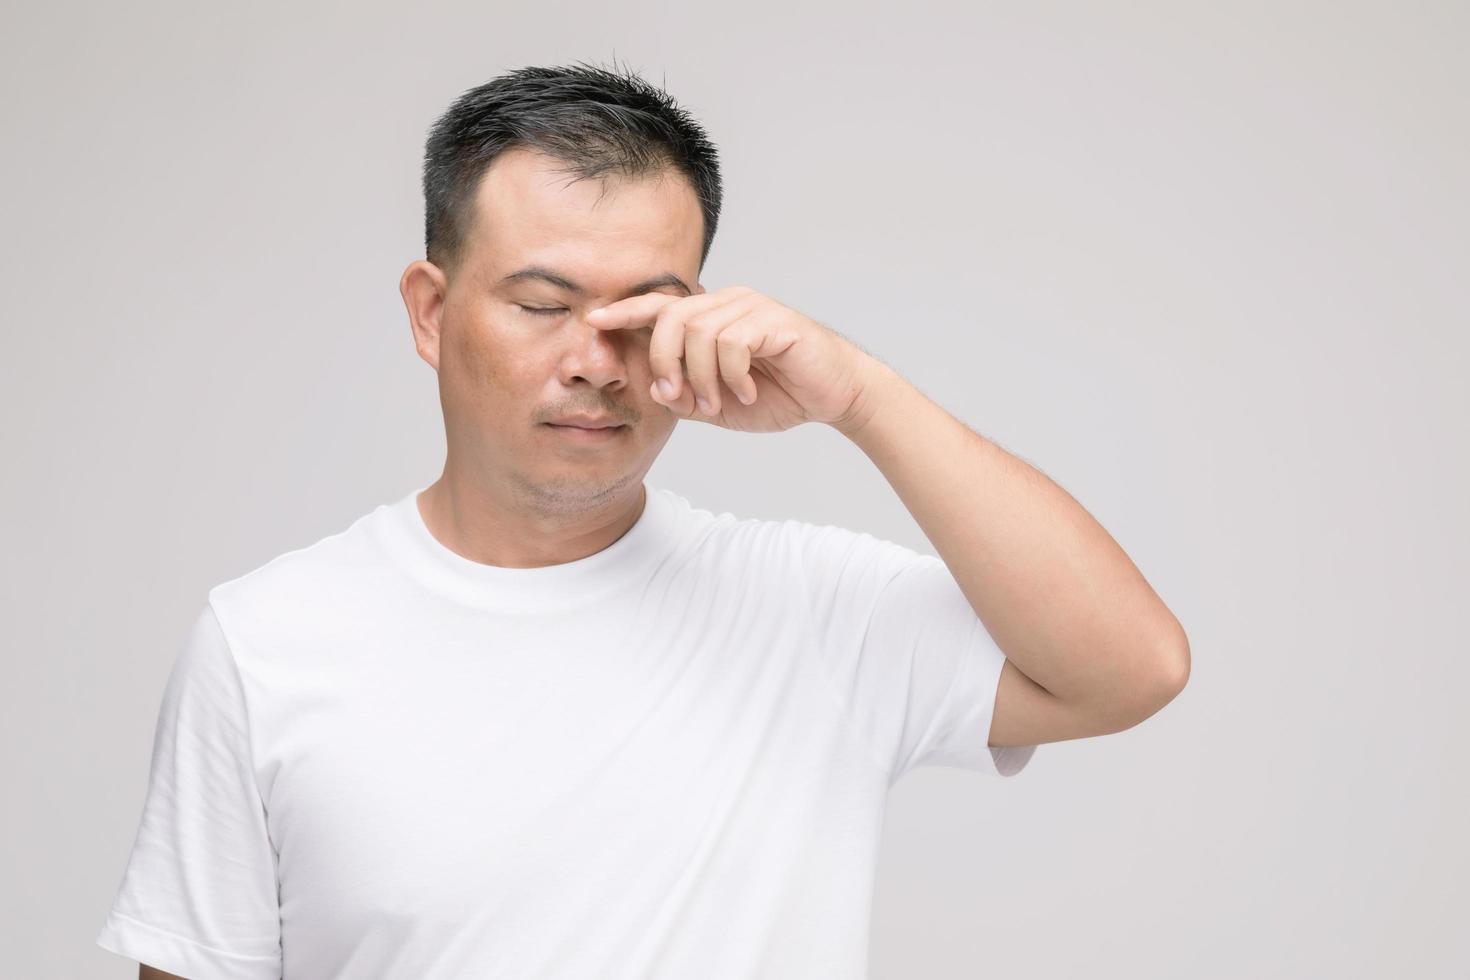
{"left": 657, "top": 378, "right": 675, "bottom": 399}
{"left": 697, "top": 397, "right": 713, "bottom": 414}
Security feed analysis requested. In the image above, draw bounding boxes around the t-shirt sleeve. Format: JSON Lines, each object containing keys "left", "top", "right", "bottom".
{"left": 95, "top": 601, "right": 284, "bottom": 980}
{"left": 791, "top": 520, "right": 1038, "bottom": 785}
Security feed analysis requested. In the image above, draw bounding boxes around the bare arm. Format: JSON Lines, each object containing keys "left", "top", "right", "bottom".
{"left": 140, "top": 966, "right": 188, "bottom": 980}
{"left": 835, "top": 357, "right": 1190, "bottom": 745}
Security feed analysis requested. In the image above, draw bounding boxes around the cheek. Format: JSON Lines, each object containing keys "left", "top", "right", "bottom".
{"left": 621, "top": 331, "right": 656, "bottom": 378}
{"left": 444, "top": 315, "right": 549, "bottom": 411}
{"left": 441, "top": 315, "right": 509, "bottom": 402}
{"left": 452, "top": 325, "right": 499, "bottom": 379}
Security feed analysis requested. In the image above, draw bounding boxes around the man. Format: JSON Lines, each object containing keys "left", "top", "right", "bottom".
{"left": 98, "top": 61, "right": 1189, "bottom": 980}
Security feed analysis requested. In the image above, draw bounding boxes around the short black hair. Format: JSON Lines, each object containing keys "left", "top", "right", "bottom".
{"left": 421, "top": 59, "right": 723, "bottom": 276}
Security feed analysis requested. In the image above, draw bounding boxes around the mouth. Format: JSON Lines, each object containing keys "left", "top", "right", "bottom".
{"left": 543, "top": 422, "right": 628, "bottom": 441}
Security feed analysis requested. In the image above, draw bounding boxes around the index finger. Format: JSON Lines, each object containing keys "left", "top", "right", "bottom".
{"left": 585, "top": 293, "right": 682, "bottom": 330}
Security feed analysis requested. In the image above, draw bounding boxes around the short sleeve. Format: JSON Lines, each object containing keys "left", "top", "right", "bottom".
{"left": 96, "top": 601, "right": 284, "bottom": 980}
{"left": 792, "top": 521, "right": 1038, "bottom": 785}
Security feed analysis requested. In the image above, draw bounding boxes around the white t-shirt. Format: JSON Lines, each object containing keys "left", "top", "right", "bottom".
{"left": 97, "top": 481, "right": 1036, "bottom": 979}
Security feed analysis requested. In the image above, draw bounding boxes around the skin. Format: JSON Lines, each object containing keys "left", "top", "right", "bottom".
{"left": 585, "top": 283, "right": 1191, "bottom": 749}
{"left": 132, "top": 147, "right": 721, "bottom": 980}
{"left": 398, "top": 146, "right": 707, "bottom": 568}
{"left": 831, "top": 359, "right": 1191, "bottom": 744}
{"left": 137, "top": 136, "right": 1190, "bottom": 980}
{"left": 397, "top": 141, "right": 1188, "bottom": 749}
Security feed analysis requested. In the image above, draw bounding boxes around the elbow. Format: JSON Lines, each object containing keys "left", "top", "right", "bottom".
{"left": 1083, "top": 631, "right": 1190, "bottom": 736}
{"left": 1114, "top": 622, "right": 1192, "bottom": 731}
{"left": 1056, "top": 622, "right": 1192, "bottom": 737}
{"left": 1146, "top": 620, "right": 1191, "bottom": 707}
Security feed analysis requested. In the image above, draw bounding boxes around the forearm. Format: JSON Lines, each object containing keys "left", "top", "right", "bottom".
{"left": 832, "top": 356, "right": 1189, "bottom": 710}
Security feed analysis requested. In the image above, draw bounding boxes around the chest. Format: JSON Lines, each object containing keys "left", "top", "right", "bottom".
{"left": 247, "top": 602, "right": 863, "bottom": 933}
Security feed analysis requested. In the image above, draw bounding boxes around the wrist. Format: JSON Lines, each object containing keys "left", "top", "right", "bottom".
{"left": 830, "top": 355, "right": 900, "bottom": 441}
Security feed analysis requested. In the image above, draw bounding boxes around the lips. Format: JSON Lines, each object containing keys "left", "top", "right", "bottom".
{"left": 543, "top": 417, "right": 630, "bottom": 444}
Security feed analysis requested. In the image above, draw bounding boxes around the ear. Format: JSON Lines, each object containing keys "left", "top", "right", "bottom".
{"left": 400, "top": 259, "right": 449, "bottom": 371}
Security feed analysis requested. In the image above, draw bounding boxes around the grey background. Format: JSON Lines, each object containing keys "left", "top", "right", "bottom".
{"left": 4, "top": 1, "right": 1466, "bottom": 977}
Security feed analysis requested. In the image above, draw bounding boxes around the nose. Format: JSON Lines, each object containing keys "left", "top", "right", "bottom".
{"left": 556, "top": 314, "right": 631, "bottom": 390}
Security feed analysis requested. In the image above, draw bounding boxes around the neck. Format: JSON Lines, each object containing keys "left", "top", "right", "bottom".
{"left": 415, "top": 468, "right": 648, "bottom": 570}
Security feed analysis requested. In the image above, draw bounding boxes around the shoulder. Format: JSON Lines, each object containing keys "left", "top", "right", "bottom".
{"left": 660, "top": 490, "right": 809, "bottom": 575}
{"left": 205, "top": 497, "right": 390, "bottom": 642}
{"left": 662, "top": 490, "right": 927, "bottom": 589}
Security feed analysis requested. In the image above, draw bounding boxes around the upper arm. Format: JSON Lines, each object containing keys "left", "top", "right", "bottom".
{"left": 94, "top": 601, "right": 283, "bottom": 978}
{"left": 790, "top": 518, "right": 1040, "bottom": 781}
{"left": 989, "top": 653, "right": 1185, "bottom": 748}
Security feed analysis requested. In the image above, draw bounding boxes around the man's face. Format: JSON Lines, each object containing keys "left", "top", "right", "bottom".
{"left": 420, "top": 146, "right": 705, "bottom": 514}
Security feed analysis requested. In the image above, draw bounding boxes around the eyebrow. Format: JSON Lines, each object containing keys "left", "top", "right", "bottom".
{"left": 497, "top": 265, "right": 693, "bottom": 298}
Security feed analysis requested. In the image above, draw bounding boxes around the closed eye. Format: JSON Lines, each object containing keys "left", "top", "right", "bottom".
{"left": 518, "top": 305, "right": 568, "bottom": 317}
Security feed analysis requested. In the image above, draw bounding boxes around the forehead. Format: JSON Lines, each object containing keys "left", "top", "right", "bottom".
{"left": 464, "top": 146, "right": 703, "bottom": 288}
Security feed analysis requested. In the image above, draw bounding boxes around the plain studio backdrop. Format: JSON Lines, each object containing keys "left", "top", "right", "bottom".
{"left": 3, "top": 1, "right": 1465, "bottom": 977}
